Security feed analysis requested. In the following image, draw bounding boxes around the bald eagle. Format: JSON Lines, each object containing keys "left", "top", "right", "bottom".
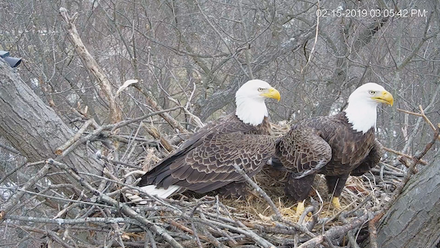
{"left": 137, "top": 79, "right": 280, "bottom": 198}
{"left": 274, "top": 83, "right": 394, "bottom": 213}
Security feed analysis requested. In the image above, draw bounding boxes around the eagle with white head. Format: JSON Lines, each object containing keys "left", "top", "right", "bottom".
{"left": 137, "top": 79, "right": 281, "bottom": 198}
{"left": 274, "top": 83, "right": 394, "bottom": 214}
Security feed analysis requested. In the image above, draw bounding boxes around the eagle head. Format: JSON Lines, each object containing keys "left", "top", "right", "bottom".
{"left": 235, "top": 79, "right": 281, "bottom": 126}
{"left": 345, "top": 83, "right": 394, "bottom": 133}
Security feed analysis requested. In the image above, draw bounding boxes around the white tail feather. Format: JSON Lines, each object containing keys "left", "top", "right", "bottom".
{"left": 125, "top": 193, "right": 149, "bottom": 205}
{"left": 140, "top": 185, "right": 181, "bottom": 199}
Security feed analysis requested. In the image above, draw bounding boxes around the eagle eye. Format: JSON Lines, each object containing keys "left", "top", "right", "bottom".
{"left": 368, "top": 90, "right": 376, "bottom": 95}
{"left": 257, "top": 87, "right": 265, "bottom": 92}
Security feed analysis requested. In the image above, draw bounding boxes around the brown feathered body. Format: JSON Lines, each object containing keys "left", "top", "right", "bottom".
{"left": 275, "top": 112, "right": 382, "bottom": 202}
{"left": 138, "top": 114, "right": 276, "bottom": 195}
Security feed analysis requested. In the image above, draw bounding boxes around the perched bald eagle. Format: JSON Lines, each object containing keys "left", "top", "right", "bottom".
{"left": 274, "top": 83, "right": 393, "bottom": 213}
{"left": 138, "top": 79, "right": 280, "bottom": 198}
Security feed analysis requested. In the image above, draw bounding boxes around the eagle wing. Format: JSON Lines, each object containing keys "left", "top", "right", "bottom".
{"left": 350, "top": 140, "right": 383, "bottom": 176}
{"left": 169, "top": 132, "right": 275, "bottom": 193}
{"left": 139, "top": 124, "right": 276, "bottom": 194}
{"left": 275, "top": 125, "right": 332, "bottom": 178}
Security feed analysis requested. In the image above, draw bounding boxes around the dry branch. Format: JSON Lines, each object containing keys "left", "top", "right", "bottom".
{"left": 382, "top": 146, "right": 427, "bottom": 165}
{"left": 397, "top": 106, "right": 440, "bottom": 141}
{"left": 295, "top": 211, "right": 369, "bottom": 248}
{"left": 12, "top": 225, "right": 75, "bottom": 248}
{"left": 59, "top": 7, "right": 122, "bottom": 124}
{"left": 55, "top": 119, "right": 99, "bottom": 155}
{"left": 143, "top": 124, "right": 174, "bottom": 152}
{"left": 54, "top": 107, "right": 182, "bottom": 158}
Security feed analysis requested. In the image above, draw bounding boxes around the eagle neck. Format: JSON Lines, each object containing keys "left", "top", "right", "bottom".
{"left": 344, "top": 101, "right": 377, "bottom": 134}
{"left": 235, "top": 96, "right": 268, "bottom": 126}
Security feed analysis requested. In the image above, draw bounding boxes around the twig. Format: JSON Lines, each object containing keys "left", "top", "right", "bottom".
{"left": 168, "top": 220, "right": 211, "bottom": 244}
{"left": 386, "top": 120, "right": 439, "bottom": 210}
{"left": 298, "top": 211, "right": 369, "bottom": 248}
{"left": 301, "top": 1, "right": 320, "bottom": 74}
{"left": 397, "top": 107, "right": 439, "bottom": 140}
{"left": 382, "top": 147, "right": 427, "bottom": 165}
{"left": 142, "top": 123, "right": 174, "bottom": 152}
{"left": 368, "top": 211, "right": 382, "bottom": 248}
{"left": 98, "top": 154, "right": 140, "bottom": 169}
{"left": 55, "top": 119, "right": 99, "bottom": 155}
{"left": 57, "top": 107, "right": 182, "bottom": 158}
{"left": 184, "top": 81, "right": 205, "bottom": 128}
{"left": 199, "top": 211, "right": 239, "bottom": 245}
{"left": 276, "top": 219, "right": 317, "bottom": 239}
{"left": 163, "top": 85, "right": 205, "bottom": 129}
{"left": 133, "top": 83, "right": 188, "bottom": 134}
{"left": 110, "top": 106, "right": 183, "bottom": 132}
{"left": 193, "top": 217, "right": 277, "bottom": 248}
{"left": 298, "top": 205, "right": 315, "bottom": 226}
{"left": 144, "top": 230, "right": 157, "bottom": 248}
{"left": 6, "top": 215, "right": 139, "bottom": 225}
{"left": 340, "top": 211, "right": 364, "bottom": 248}
{"left": 0, "top": 160, "right": 43, "bottom": 185}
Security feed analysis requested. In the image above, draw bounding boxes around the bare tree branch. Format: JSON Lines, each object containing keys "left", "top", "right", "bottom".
{"left": 59, "top": 7, "right": 122, "bottom": 124}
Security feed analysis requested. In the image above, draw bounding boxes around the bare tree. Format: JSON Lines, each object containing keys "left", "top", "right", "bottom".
{"left": 0, "top": 0, "right": 440, "bottom": 247}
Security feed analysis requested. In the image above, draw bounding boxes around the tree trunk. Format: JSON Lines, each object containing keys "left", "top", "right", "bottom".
{"left": 0, "top": 59, "right": 103, "bottom": 194}
{"left": 376, "top": 161, "right": 440, "bottom": 248}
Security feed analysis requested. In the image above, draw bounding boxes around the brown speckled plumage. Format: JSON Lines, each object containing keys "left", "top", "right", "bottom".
{"left": 275, "top": 112, "right": 382, "bottom": 202}
{"left": 138, "top": 114, "right": 276, "bottom": 195}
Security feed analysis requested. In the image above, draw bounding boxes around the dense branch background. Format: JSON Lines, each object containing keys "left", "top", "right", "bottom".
{"left": 0, "top": 0, "right": 439, "bottom": 247}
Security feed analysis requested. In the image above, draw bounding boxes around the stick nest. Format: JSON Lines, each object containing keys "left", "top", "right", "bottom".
{"left": 3, "top": 117, "right": 430, "bottom": 248}
{"left": 118, "top": 121, "right": 405, "bottom": 247}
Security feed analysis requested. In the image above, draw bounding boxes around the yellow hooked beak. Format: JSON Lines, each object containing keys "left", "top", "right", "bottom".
{"left": 261, "top": 87, "right": 281, "bottom": 102}
{"left": 372, "top": 90, "right": 394, "bottom": 106}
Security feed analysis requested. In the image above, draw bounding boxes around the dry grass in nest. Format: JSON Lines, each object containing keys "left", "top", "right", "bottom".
{"left": 219, "top": 165, "right": 380, "bottom": 225}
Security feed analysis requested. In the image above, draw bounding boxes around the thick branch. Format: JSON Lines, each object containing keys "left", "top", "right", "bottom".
{"left": 0, "top": 59, "right": 103, "bottom": 194}
{"left": 59, "top": 7, "right": 122, "bottom": 124}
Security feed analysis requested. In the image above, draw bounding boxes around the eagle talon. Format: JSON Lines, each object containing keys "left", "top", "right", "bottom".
{"left": 296, "top": 201, "right": 305, "bottom": 215}
{"left": 332, "top": 197, "right": 341, "bottom": 210}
